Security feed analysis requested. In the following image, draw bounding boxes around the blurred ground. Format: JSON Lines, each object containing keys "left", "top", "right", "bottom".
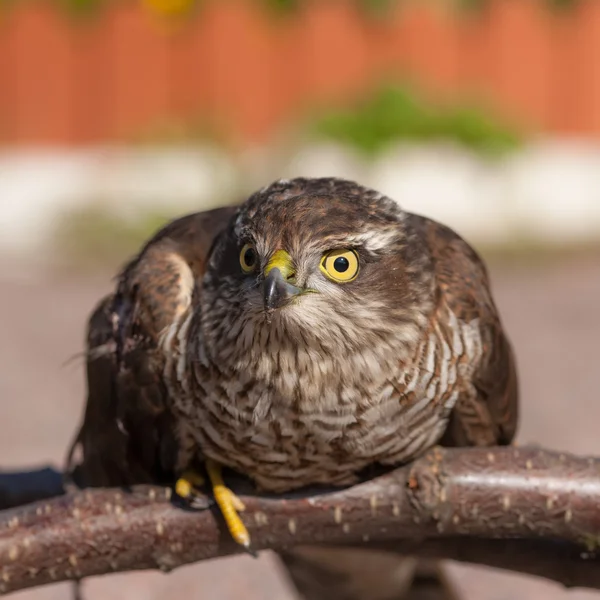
{"left": 1, "top": 253, "right": 600, "bottom": 600}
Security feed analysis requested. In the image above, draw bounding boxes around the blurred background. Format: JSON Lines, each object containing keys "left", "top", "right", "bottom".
{"left": 1, "top": 0, "right": 599, "bottom": 599}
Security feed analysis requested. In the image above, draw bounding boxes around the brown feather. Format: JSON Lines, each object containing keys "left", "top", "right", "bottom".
{"left": 416, "top": 216, "right": 519, "bottom": 447}
{"left": 68, "top": 206, "right": 237, "bottom": 487}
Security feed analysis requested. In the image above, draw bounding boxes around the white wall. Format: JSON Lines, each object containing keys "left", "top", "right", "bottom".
{"left": 1, "top": 140, "right": 599, "bottom": 257}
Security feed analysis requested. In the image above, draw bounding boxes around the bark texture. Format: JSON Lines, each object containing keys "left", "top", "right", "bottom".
{"left": 1, "top": 446, "right": 599, "bottom": 595}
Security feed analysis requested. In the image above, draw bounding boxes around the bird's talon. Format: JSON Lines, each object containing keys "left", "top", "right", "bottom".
{"left": 227, "top": 489, "right": 246, "bottom": 512}
{"left": 188, "top": 494, "right": 213, "bottom": 510}
{"left": 206, "top": 459, "right": 252, "bottom": 550}
{"left": 175, "top": 469, "right": 211, "bottom": 509}
{"left": 185, "top": 469, "right": 206, "bottom": 487}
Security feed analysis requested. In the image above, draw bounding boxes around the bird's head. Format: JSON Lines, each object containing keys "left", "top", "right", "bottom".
{"left": 200, "top": 178, "right": 434, "bottom": 371}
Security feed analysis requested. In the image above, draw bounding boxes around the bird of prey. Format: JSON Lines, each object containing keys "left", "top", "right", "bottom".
{"left": 68, "top": 177, "right": 518, "bottom": 551}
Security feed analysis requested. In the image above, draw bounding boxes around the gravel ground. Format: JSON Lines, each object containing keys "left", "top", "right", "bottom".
{"left": 1, "top": 254, "right": 599, "bottom": 600}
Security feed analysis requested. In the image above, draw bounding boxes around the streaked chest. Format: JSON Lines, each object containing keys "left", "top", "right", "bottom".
{"left": 164, "top": 308, "right": 484, "bottom": 491}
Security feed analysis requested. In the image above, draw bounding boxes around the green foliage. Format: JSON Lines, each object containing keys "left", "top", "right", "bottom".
{"left": 0, "top": 0, "right": 109, "bottom": 20}
{"left": 545, "top": 0, "right": 580, "bottom": 11}
{"left": 55, "top": 0, "right": 105, "bottom": 18}
{"left": 57, "top": 0, "right": 102, "bottom": 14}
{"left": 454, "top": 0, "right": 580, "bottom": 12}
{"left": 453, "top": 0, "right": 487, "bottom": 12}
{"left": 262, "top": 0, "right": 299, "bottom": 15}
{"left": 0, "top": 0, "right": 582, "bottom": 19}
{"left": 308, "top": 84, "right": 522, "bottom": 158}
{"left": 261, "top": 0, "right": 581, "bottom": 15}
{"left": 355, "top": 0, "right": 397, "bottom": 18}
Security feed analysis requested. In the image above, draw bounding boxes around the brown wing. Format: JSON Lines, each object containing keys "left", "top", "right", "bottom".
{"left": 67, "top": 205, "right": 237, "bottom": 488}
{"left": 413, "top": 215, "right": 518, "bottom": 448}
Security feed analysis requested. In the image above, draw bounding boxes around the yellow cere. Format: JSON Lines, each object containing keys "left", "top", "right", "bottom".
{"left": 320, "top": 249, "right": 359, "bottom": 283}
{"left": 265, "top": 249, "right": 295, "bottom": 281}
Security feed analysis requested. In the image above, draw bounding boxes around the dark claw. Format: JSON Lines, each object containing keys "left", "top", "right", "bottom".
{"left": 188, "top": 494, "right": 213, "bottom": 510}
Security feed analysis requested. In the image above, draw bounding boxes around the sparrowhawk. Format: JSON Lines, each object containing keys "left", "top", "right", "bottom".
{"left": 69, "top": 177, "right": 518, "bottom": 550}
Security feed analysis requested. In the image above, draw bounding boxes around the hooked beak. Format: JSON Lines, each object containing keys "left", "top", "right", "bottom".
{"left": 263, "top": 250, "right": 302, "bottom": 311}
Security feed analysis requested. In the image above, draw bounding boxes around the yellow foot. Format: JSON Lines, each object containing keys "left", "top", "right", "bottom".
{"left": 205, "top": 459, "right": 254, "bottom": 554}
{"left": 175, "top": 469, "right": 211, "bottom": 509}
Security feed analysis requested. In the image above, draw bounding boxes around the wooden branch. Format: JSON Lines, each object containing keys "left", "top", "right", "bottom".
{"left": 1, "top": 446, "right": 600, "bottom": 595}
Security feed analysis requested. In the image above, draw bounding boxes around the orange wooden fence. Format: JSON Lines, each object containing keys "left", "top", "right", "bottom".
{"left": 1, "top": 0, "right": 600, "bottom": 145}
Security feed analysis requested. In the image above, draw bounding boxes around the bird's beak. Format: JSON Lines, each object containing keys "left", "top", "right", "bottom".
{"left": 263, "top": 250, "right": 302, "bottom": 311}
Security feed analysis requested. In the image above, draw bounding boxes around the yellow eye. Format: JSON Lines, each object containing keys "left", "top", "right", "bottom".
{"left": 240, "top": 243, "right": 258, "bottom": 273}
{"left": 320, "top": 249, "right": 359, "bottom": 283}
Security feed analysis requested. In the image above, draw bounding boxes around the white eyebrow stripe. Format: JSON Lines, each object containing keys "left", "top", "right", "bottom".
{"left": 345, "top": 229, "right": 401, "bottom": 252}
